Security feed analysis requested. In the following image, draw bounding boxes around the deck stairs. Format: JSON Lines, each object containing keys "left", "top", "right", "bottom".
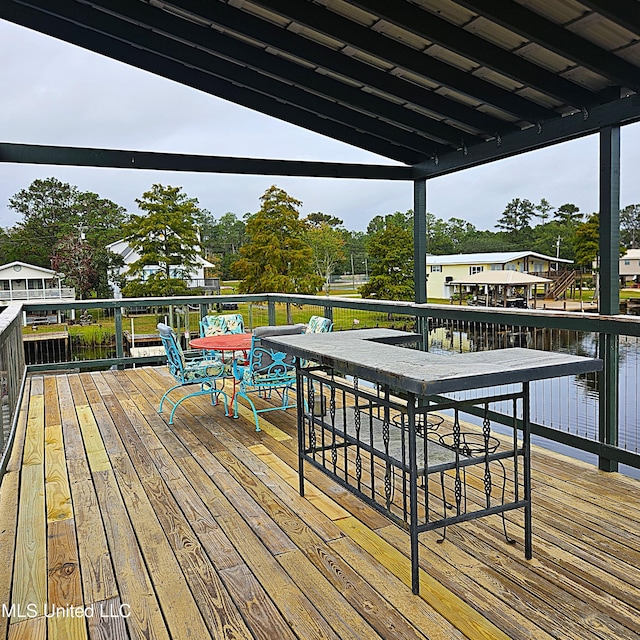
{"left": 544, "top": 270, "right": 577, "bottom": 300}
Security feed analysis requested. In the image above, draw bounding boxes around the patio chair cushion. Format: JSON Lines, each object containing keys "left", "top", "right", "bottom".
{"left": 253, "top": 324, "right": 306, "bottom": 338}
{"left": 305, "top": 315, "right": 333, "bottom": 333}
{"left": 201, "top": 313, "right": 244, "bottom": 337}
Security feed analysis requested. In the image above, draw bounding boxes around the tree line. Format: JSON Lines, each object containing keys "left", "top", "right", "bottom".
{"left": 1, "top": 177, "right": 639, "bottom": 301}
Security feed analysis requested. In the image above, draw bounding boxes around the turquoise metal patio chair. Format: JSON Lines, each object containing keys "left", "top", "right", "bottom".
{"left": 199, "top": 313, "right": 244, "bottom": 337}
{"left": 232, "top": 324, "right": 305, "bottom": 431}
{"left": 198, "top": 313, "right": 246, "bottom": 366}
{"left": 157, "top": 323, "right": 228, "bottom": 424}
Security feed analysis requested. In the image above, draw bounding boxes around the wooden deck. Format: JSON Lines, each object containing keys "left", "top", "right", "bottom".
{"left": 1, "top": 367, "right": 639, "bottom": 639}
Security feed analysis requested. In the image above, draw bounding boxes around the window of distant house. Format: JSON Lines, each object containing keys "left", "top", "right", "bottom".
{"left": 469, "top": 266, "right": 484, "bottom": 275}
{"left": 624, "top": 260, "right": 630, "bottom": 265}
{"left": 430, "top": 265, "right": 442, "bottom": 272}
{"left": 506, "top": 264, "right": 516, "bottom": 271}
{"left": 490, "top": 264, "right": 502, "bottom": 270}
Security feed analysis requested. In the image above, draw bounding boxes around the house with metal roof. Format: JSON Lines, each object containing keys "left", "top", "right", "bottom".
{"left": 106, "top": 240, "right": 219, "bottom": 299}
{"left": 426, "top": 251, "right": 571, "bottom": 300}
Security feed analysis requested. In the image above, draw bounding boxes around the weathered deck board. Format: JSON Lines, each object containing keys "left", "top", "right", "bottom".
{"left": 1, "top": 367, "right": 640, "bottom": 640}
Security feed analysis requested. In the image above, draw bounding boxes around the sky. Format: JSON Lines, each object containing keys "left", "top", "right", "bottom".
{"left": 2, "top": 19, "right": 640, "bottom": 233}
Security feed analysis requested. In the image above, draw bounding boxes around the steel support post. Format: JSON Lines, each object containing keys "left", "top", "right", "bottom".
{"left": 414, "top": 179, "right": 429, "bottom": 350}
{"left": 413, "top": 178, "right": 427, "bottom": 304}
{"left": 598, "top": 125, "right": 620, "bottom": 472}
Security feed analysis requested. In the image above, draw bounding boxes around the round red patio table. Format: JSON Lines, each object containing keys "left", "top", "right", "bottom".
{"left": 189, "top": 333, "right": 254, "bottom": 411}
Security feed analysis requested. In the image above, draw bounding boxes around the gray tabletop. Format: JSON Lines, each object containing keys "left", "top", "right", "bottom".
{"left": 261, "top": 328, "right": 603, "bottom": 396}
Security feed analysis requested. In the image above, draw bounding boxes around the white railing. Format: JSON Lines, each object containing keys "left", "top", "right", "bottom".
{"left": 0, "top": 288, "right": 76, "bottom": 302}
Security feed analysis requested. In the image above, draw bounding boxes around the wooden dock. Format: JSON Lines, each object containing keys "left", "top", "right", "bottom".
{"left": 0, "top": 367, "right": 639, "bottom": 639}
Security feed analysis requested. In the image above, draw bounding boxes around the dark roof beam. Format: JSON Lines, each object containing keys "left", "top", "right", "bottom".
{"left": 158, "top": 0, "right": 514, "bottom": 136}
{"left": 455, "top": 0, "right": 640, "bottom": 91}
{"left": 0, "top": 142, "right": 414, "bottom": 179}
{"left": 1, "top": 1, "right": 424, "bottom": 163}
{"left": 248, "top": 0, "right": 557, "bottom": 124}
{"left": 348, "top": 0, "right": 597, "bottom": 108}
{"left": 82, "top": 0, "right": 479, "bottom": 148}
{"left": 413, "top": 94, "right": 640, "bottom": 179}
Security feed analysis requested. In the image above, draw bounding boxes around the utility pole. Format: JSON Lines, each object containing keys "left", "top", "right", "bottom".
{"left": 351, "top": 253, "right": 355, "bottom": 290}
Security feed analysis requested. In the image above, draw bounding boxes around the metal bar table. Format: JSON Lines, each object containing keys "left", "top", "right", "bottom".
{"left": 262, "top": 329, "right": 603, "bottom": 595}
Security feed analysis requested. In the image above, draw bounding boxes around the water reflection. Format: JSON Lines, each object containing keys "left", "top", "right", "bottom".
{"left": 426, "top": 321, "right": 639, "bottom": 474}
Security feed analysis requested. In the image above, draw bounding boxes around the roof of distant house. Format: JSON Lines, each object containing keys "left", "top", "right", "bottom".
{"left": 622, "top": 249, "right": 640, "bottom": 259}
{"left": 450, "top": 271, "right": 552, "bottom": 286}
{"left": 426, "top": 251, "right": 572, "bottom": 266}
{"left": 106, "top": 239, "right": 214, "bottom": 268}
{"left": 0, "top": 261, "right": 57, "bottom": 276}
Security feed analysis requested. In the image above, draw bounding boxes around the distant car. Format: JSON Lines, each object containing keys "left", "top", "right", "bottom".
{"left": 216, "top": 302, "right": 239, "bottom": 311}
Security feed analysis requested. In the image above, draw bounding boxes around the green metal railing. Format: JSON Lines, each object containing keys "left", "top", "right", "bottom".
{"left": 4, "top": 293, "right": 640, "bottom": 477}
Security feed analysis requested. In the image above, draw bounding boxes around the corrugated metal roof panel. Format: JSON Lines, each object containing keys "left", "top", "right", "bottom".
{"left": 515, "top": 42, "right": 575, "bottom": 74}
{"left": 411, "top": 0, "right": 475, "bottom": 26}
{"left": 516, "top": 0, "right": 587, "bottom": 25}
{"left": 567, "top": 12, "right": 638, "bottom": 50}
{"left": 464, "top": 16, "right": 528, "bottom": 51}
{"left": 371, "top": 19, "right": 431, "bottom": 50}
{"left": 424, "top": 44, "right": 479, "bottom": 72}
{"left": 427, "top": 251, "right": 572, "bottom": 265}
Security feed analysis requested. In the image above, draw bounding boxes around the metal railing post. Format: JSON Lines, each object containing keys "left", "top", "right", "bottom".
{"left": 268, "top": 297, "right": 277, "bottom": 326}
{"left": 114, "top": 307, "right": 124, "bottom": 368}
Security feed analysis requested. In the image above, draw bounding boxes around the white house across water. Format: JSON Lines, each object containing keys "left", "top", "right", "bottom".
{"left": 106, "top": 239, "right": 220, "bottom": 299}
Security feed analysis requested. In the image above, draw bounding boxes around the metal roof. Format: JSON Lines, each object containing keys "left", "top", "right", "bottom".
{"left": 2, "top": 0, "right": 640, "bottom": 178}
{"left": 426, "top": 250, "right": 572, "bottom": 265}
{"left": 449, "top": 271, "right": 552, "bottom": 285}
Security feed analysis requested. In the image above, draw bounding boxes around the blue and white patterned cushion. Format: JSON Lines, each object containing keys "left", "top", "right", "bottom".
{"left": 305, "top": 315, "right": 333, "bottom": 334}
{"left": 201, "top": 314, "right": 245, "bottom": 337}
{"left": 182, "top": 359, "right": 225, "bottom": 381}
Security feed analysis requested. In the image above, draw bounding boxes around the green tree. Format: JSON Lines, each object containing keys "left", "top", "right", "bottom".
{"left": 367, "top": 210, "right": 412, "bottom": 236}
{"left": 50, "top": 236, "right": 97, "bottom": 300}
{"left": 531, "top": 220, "right": 575, "bottom": 261}
{"left": 359, "top": 214, "right": 414, "bottom": 301}
{"left": 554, "top": 203, "right": 583, "bottom": 225}
{"left": 305, "top": 218, "right": 346, "bottom": 294}
{"left": 620, "top": 204, "right": 640, "bottom": 249}
{"left": 535, "top": 198, "right": 554, "bottom": 221}
{"left": 121, "top": 184, "right": 203, "bottom": 287}
{"left": 574, "top": 213, "right": 600, "bottom": 268}
{"left": 121, "top": 272, "right": 197, "bottom": 297}
{"left": 305, "top": 212, "right": 344, "bottom": 228}
{"left": 495, "top": 198, "right": 536, "bottom": 245}
{"left": 200, "top": 211, "right": 247, "bottom": 279}
{"left": 426, "top": 212, "right": 453, "bottom": 254}
{"left": 336, "top": 230, "right": 368, "bottom": 277}
{"left": 232, "top": 186, "right": 323, "bottom": 294}
{"left": 7, "top": 177, "right": 128, "bottom": 296}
